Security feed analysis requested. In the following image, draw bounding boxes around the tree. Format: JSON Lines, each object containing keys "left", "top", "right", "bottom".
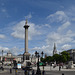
{"left": 53, "top": 54, "right": 60, "bottom": 63}
{"left": 40, "top": 57, "right": 44, "bottom": 62}
{"left": 61, "top": 51, "right": 70, "bottom": 61}
{"left": 46, "top": 56, "right": 54, "bottom": 63}
{"left": 61, "top": 55, "right": 67, "bottom": 63}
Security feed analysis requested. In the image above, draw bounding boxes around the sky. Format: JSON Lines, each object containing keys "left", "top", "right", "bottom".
{"left": 0, "top": 0, "right": 75, "bottom": 56}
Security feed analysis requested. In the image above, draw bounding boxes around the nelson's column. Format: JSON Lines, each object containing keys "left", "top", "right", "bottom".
{"left": 23, "top": 20, "right": 30, "bottom": 66}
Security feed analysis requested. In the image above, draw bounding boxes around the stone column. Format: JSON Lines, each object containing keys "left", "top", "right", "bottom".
{"left": 24, "top": 20, "right": 29, "bottom": 53}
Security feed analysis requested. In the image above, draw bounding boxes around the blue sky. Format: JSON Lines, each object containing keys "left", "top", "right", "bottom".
{"left": 0, "top": 0, "right": 75, "bottom": 56}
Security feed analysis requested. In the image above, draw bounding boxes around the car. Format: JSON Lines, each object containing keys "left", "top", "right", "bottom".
{"left": 22, "top": 66, "right": 32, "bottom": 70}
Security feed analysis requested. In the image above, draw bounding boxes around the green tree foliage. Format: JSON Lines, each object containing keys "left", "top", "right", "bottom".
{"left": 40, "top": 57, "right": 44, "bottom": 62}
{"left": 61, "top": 51, "right": 70, "bottom": 61}
{"left": 40, "top": 51, "right": 70, "bottom": 64}
{"left": 53, "top": 54, "right": 60, "bottom": 63}
{"left": 40, "top": 56, "right": 54, "bottom": 63}
{"left": 61, "top": 55, "right": 67, "bottom": 63}
{"left": 45, "top": 56, "right": 54, "bottom": 63}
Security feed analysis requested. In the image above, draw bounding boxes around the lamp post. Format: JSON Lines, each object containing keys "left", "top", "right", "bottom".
{"left": 59, "top": 52, "right": 61, "bottom": 71}
{"left": 35, "top": 51, "right": 38, "bottom": 57}
{"left": 41, "top": 51, "right": 45, "bottom": 72}
{"left": 73, "top": 52, "right": 75, "bottom": 63}
{"left": 41, "top": 51, "right": 44, "bottom": 58}
{"left": 2, "top": 50, "right": 3, "bottom": 64}
{"left": 36, "top": 52, "right": 41, "bottom": 75}
{"left": 2, "top": 50, "right": 4, "bottom": 70}
{"left": 23, "top": 54, "right": 24, "bottom": 62}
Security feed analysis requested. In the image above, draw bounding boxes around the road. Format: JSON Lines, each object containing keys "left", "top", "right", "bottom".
{"left": 46, "top": 71, "right": 75, "bottom": 75}
{"left": 0, "top": 69, "right": 75, "bottom": 75}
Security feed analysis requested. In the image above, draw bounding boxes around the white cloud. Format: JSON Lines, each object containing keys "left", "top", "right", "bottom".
{"left": 57, "top": 21, "right": 71, "bottom": 32}
{"left": 0, "top": 46, "right": 24, "bottom": 55}
{"left": 46, "top": 31, "right": 74, "bottom": 46}
{"left": 46, "top": 27, "right": 75, "bottom": 52}
{"left": 0, "top": 46, "right": 9, "bottom": 55}
{"left": 0, "top": 46, "right": 9, "bottom": 51}
{"left": 32, "top": 45, "right": 49, "bottom": 50}
{"left": 36, "top": 24, "right": 51, "bottom": 29}
{"left": 46, "top": 32, "right": 60, "bottom": 45}
{"left": 6, "top": 10, "right": 75, "bottom": 55}
{"left": 1, "top": 9, "right": 6, "bottom": 12}
{"left": 10, "top": 46, "right": 24, "bottom": 55}
{"left": 11, "top": 20, "right": 25, "bottom": 39}
{"left": 44, "top": 24, "right": 51, "bottom": 28}
{"left": 31, "top": 45, "right": 53, "bottom": 56}
{"left": 0, "top": 34, "right": 6, "bottom": 39}
{"left": 72, "top": 18, "right": 75, "bottom": 21}
{"left": 66, "top": 30, "right": 75, "bottom": 37}
{"left": 45, "top": 10, "right": 74, "bottom": 52}
{"left": 28, "top": 22, "right": 41, "bottom": 40}
{"left": 47, "top": 11, "right": 68, "bottom": 23}
{"left": 11, "top": 20, "right": 41, "bottom": 40}
{"left": 61, "top": 44, "right": 71, "bottom": 50}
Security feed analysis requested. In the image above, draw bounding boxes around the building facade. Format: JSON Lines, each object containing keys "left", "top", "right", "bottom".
{"left": 0, "top": 52, "right": 22, "bottom": 65}
{"left": 67, "top": 49, "right": 75, "bottom": 63}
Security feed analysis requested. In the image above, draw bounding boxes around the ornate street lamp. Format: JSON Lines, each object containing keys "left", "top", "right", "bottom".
{"left": 35, "top": 51, "right": 38, "bottom": 57}
{"left": 36, "top": 52, "right": 41, "bottom": 75}
{"left": 23, "top": 54, "right": 24, "bottom": 62}
{"left": 41, "top": 51, "right": 44, "bottom": 58}
{"left": 2, "top": 50, "right": 4, "bottom": 70}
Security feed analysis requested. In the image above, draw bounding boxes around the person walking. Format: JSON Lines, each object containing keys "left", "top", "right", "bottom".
{"left": 10, "top": 68, "right": 12, "bottom": 74}
{"left": 42, "top": 70, "right": 45, "bottom": 75}
{"left": 32, "top": 69, "right": 34, "bottom": 75}
{"left": 24, "top": 70, "right": 27, "bottom": 75}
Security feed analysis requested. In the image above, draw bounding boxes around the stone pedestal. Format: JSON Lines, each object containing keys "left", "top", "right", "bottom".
{"left": 24, "top": 52, "right": 30, "bottom": 60}
{"left": 68, "top": 61, "right": 74, "bottom": 68}
{"left": 23, "top": 52, "right": 31, "bottom": 66}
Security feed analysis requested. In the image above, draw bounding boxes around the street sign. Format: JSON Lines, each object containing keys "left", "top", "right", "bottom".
{"left": 39, "top": 62, "right": 43, "bottom": 66}
{"left": 17, "top": 63, "right": 21, "bottom": 69}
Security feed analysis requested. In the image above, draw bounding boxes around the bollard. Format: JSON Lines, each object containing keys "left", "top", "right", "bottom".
{"left": 15, "top": 69, "right": 17, "bottom": 75}
{"left": 62, "top": 73, "right": 64, "bottom": 75}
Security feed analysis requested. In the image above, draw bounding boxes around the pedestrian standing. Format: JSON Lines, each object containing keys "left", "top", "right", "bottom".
{"left": 28, "top": 71, "right": 30, "bottom": 75}
{"left": 62, "top": 73, "right": 64, "bottom": 75}
{"left": 10, "top": 68, "right": 12, "bottom": 74}
{"left": 59, "top": 66, "right": 61, "bottom": 71}
{"left": 32, "top": 69, "right": 34, "bottom": 75}
{"left": 24, "top": 70, "right": 27, "bottom": 75}
{"left": 42, "top": 70, "right": 45, "bottom": 75}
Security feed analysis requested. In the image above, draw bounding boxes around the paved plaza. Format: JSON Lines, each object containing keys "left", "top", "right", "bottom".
{"left": 0, "top": 66, "right": 75, "bottom": 75}
{"left": 0, "top": 69, "right": 75, "bottom": 75}
{"left": 33, "top": 65, "right": 75, "bottom": 71}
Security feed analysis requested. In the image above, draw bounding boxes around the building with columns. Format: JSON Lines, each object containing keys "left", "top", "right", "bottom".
{"left": 67, "top": 49, "right": 75, "bottom": 63}
{"left": 0, "top": 52, "right": 22, "bottom": 65}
